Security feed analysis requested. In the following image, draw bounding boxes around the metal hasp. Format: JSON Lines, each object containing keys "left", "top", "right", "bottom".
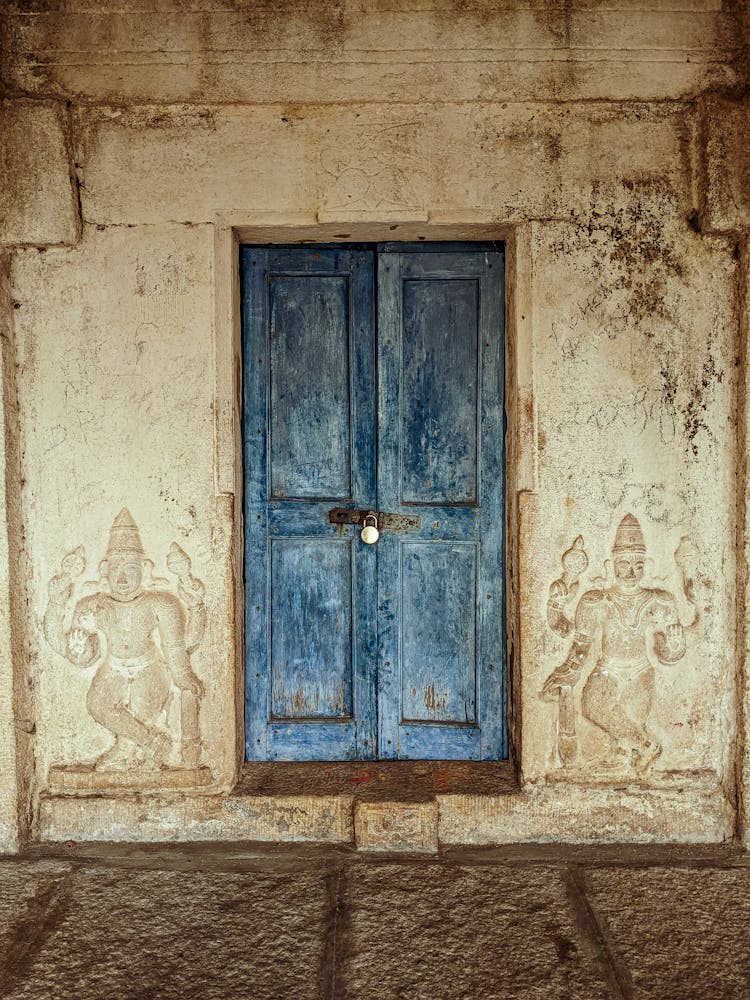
{"left": 328, "top": 508, "right": 422, "bottom": 533}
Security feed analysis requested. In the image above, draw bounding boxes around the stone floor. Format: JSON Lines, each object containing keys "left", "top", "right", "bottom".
{"left": 0, "top": 842, "right": 749, "bottom": 998}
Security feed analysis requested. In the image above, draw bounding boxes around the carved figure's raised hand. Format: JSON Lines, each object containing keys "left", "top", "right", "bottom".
{"left": 47, "top": 573, "right": 73, "bottom": 603}
{"left": 664, "top": 623, "right": 682, "bottom": 647}
{"left": 176, "top": 671, "right": 205, "bottom": 698}
{"left": 178, "top": 577, "right": 206, "bottom": 609}
{"left": 541, "top": 664, "right": 577, "bottom": 699}
{"left": 61, "top": 546, "right": 86, "bottom": 579}
{"left": 77, "top": 609, "right": 99, "bottom": 634}
{"left": 653, "top": 622, "right": 687, "bottom": 664}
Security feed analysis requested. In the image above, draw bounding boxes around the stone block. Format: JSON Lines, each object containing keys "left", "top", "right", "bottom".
{"left": 72, "top": 102, "right": 692, "bottom": 227}
{"left": 521, "top": 215, "right": 737, "bottom": 791}
{"left": 0, "top": 258, "right": 21, "bottom": 853}
{"left": 2, "top": 3, "right": 737, "bottom": 102}
{"left": 438, "top": 785, "right": 733, "bottom": 845}
{"left": 701, "top": 97, "right": 750, "bottom": 234}
{"left": 0, "top": 101, "right": 79, "bottom": 247}
{"left": 2, "top": 866, "right": 329, "bottom": 999}
{"left": 0, "top": 863, "right": 72, "bottom": 991}
{"left": 585, "top": 867, "right": 750, "bottom": 998}
{"left": 743, "top": 244, "right": 750, "bottom": 851}
{"left": 39, "top": 794, "right": 354, "bottom": 844}
{"left": 11, "top": 225, "right": 238, "bottom": 792}
{"left": 354, "top": 801, "right": 438, "bottom": 853}
{"left": 344, "top": 863, "right": 612, "bottom": 998}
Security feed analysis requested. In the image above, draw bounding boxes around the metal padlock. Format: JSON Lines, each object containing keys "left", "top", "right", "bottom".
{"left": 360, "top": 513, "right": 380, "bottom": 545}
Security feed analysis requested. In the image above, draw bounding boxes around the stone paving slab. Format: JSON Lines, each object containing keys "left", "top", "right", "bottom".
{"left": 2, "top": 866, "right": 331, "bottom": 1000}
{"left": 586, "top": 866, "right": 750, "bottom": 999}
{"left": 1, "top": 849, "right": 750, "bottom": 998}
{"left": 343, "top": 864, "right": 614, "bottom": 999}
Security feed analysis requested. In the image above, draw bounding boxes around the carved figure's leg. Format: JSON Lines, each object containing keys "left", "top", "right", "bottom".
{"left": 625, "top": 666, "right": 655, "bottom": 728}
{"left": 178, "top": 690, "right": 203, "bottom": 768}
{"left": 623, "top": 667, "right": 661, "bottom": 774}
{"left": 128, "top": 661, "right": 171, "bottom": 725}
{"left": 87, "top": 662, "right": 170, "bottom": 767}
{"left": 581, "top": 670, "right": 652, "bottom": 753}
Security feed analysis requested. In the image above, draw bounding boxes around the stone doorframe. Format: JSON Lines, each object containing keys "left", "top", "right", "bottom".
{"left": 213, "top": 218, "right": 529, "bottom": 791}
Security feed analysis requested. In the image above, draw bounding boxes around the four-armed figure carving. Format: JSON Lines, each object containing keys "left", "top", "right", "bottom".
{"left": 541, "top": 514, "right": 687, "bottom": 775}
{"left": 44, "top": 509, "right": 207, "bottom": 772}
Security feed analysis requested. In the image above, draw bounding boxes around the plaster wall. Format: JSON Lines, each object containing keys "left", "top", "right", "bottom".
{"left": 0, "top": 0, "right": 748, "bottom": 851}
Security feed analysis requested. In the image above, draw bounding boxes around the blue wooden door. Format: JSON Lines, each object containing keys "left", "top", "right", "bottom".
{"left": 242, "top": 245, "right": 506, "bottom": 762}
{"left": 243, "top": 248, "right": 377, "bottom": 760}
{"left": 377, "top": 250, "right": 505, "bottom": 759}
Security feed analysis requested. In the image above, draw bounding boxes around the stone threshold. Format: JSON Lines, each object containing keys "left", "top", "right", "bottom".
{"left": 237, "top": 760, "right": 520, "bottom": 801}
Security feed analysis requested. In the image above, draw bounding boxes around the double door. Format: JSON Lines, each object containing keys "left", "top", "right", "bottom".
{"left": 242, "top": 244, "right": 505, "bottom": 761}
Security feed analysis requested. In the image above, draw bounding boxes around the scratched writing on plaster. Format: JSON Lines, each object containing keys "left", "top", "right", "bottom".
{"left": 562, "top": 386, "right": 676, "bottom": 444}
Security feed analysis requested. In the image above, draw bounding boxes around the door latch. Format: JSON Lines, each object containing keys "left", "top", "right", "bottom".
{"left": 328, "top": 508, "right": 421, "bottom": 533}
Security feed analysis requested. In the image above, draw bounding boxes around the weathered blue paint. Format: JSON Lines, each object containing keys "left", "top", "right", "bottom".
{"left": 377, "top": 250, "right": 505, "bottom": 760}
{"left": 401, "top": 278, "right": 479, "bottom": 504}
{"left": 400, "top": 541, "right": 478, "bottom": 724}
{"left": 270, "top": 539, "right": 353, "bottom": 719}
{"left": 242, "top": 248, "right": 377, "bottom": 761}
{"left": 242, "top": 244, "right": 506, "bottom": 762}
{"left": 269, "top": 276, "right": 351, "bottom": 499}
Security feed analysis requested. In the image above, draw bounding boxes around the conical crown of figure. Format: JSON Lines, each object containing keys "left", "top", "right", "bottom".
{"left": 612, "top": 512, "right": 646, "bottom": 554}
{"left": 105, "top": 508, "right": 146, "bottom": 559}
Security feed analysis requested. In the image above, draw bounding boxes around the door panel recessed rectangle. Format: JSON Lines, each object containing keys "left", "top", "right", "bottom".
{"left": 400, "top": 541, "right": 478, "bottom": 724}
{"left": 270, "top": 538, "right": 353, "bottom": 720}
{"left": 269, "top": 275, "right": 351, "bottom": 500}
{"left": 401, "top": 278, "right": 479, "bottom": 506}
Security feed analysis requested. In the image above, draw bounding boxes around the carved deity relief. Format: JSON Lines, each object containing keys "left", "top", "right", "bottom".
{"left": 43, "top": 509, "right": 211, "bottom": 790}
{"left": 540, "top": 513, "right": 703, "bottom": 779}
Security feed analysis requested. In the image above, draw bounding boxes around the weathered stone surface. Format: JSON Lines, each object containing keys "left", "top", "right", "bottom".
{"left": 4, "top": 866, "right": 329, "bottom": 999}
{"left": 585, "top": 867, "right": 750, "bottom": 998}
{"left": 743, "top": 245, "right": 750, "bottom": 851}
{"left": 39, "top": 793, "right": 354, "bottom": 844}
{"left": 354, "top": 801, "right": 438, "bottom": 852}
{"left": 0, "top": 259, "right": 21, "bottom": 853}
{"left": 0, "top": 101, "right": 79, "bottom": 247}
{"left": 0, "top": 862, "right": 72, "bottom": 991}
{"left": 345, "top": 863, "right": 612, "bottom": 998}
{"left": 0, "top": 864, "right": 68, "bottom": 945}
{"left": 0, "top": 0, "right": 745, "bottom": 851}
{"left": 701, "top": 97, "right": 750, "bottom": 234}
{"left": 522, "top": 213, "right": 737, "bottom": 793}
{"left": 2, "top": 2, "right": 737, "bottom": 102}
{"left": 72, "top": 103, "right": 692, "bottom": 226}
{"left": 11, "top": 225, "right": 238, "bottom": 793}
{"left": 439, "top": 784, "right": 733, "bottom": 844}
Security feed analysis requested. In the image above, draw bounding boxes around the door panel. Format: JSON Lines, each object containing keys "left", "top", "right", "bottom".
{"left": 243, "top": 248, "right": 377, "bottom": 761}
{"left": 401, "top": 278, "right": 479, "bottom": 504}
{"left": 377, "top": 250, "right": 505, "bottom": 760}
{"left": 269, "top": 275, "right": 352, "bottom": 499}
{"left": 270, "top": 538, "right": 353, "bottom": 719}
{"left": 400, "top": 541, "right": 478, "bottom": 724}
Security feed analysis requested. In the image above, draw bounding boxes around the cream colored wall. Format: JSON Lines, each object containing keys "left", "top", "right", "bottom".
{"left": 0, "top": 0, "right": 748, "bottom": 850}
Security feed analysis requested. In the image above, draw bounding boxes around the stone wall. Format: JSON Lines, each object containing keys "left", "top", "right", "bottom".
{"left": 0, "top": 0, "right": 748, "bottom": 851}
